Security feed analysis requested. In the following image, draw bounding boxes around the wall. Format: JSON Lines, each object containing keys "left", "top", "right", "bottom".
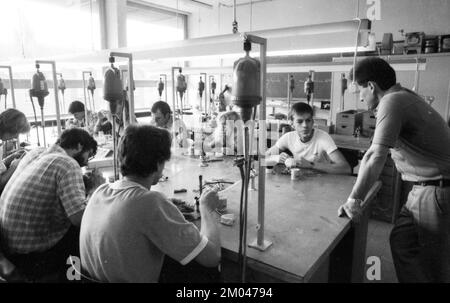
{"left": 189, "top": 0, "right": 450, "bottom": 40}
{"left": 187, "top": 0, "right": 450, "bottom": 122}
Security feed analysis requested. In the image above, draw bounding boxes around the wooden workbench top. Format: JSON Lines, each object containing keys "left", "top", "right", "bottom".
{"left": 96, "top": 151, "right": 356, "bottom": 282}
{"left": 153, "top": 153, "right": 356, "bottom": 282}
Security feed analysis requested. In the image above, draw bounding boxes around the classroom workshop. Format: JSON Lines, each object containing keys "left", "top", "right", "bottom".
{"left": 0, "top": 0, "right": 450, "bottom": 286}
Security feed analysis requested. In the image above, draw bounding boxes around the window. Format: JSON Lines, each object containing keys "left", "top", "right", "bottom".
{"left": 126, "top": 1, "right": 186, "bottom": 47}
{"left": 0, "top": 0, "right": 101, "bottom": 61}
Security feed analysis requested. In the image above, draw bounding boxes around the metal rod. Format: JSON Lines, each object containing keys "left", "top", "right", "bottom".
{"left": 446, "top": 77, "right": 450, "bottom": 124}
{"left": 35, "top": 60, "right": 62, "bottom": 137}
{"left": 201, "top": 72, "right": 207, "bottom": 114}
{"left": 160, "top": 74, "right": 168, "bottom": 102}
{"left": 112, "top": 117, "right": 118, "bottom": 181}
{"left": 0, "top": 66, "right": 16, "bottom": 108}
{"left": 56, "top": 73, "right": 65, "bottom": 113}
{"left": 287, "top": 73, "right": 291, "bottom": 113}
{"left": 110, "top": 52, "right": 135, "bottom": 125}
{"left": 246, "top": 34, "right": 269, "bottom": 249}
{"left": 40, "top": 108, "right": 46, "bottom": 147}
{"left": 82, "top": 71, "right": 91, "bottom": 131}
{"left": 413, "top": 57, "right": 421, "bottom": 93}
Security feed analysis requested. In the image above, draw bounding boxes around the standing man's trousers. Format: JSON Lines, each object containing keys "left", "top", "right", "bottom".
{"left": 390, "top": 185, "right": 450, "bottom": 282}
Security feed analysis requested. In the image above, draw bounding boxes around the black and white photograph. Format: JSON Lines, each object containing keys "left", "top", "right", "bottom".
{"left": 0, "top": 0, "right": 450, "bottom": 295}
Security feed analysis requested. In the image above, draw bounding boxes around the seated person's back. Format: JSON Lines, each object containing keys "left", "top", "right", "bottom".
{"left": 80, "top": 125, "right": 221, "bottom": 282}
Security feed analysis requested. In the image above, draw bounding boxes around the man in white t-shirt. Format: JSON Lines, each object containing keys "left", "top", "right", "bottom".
{"left": 266, "top": 102, "right": 350, "bottom": 174}
{"left": 79, "top": 125, "right": 221, "bottom": 282}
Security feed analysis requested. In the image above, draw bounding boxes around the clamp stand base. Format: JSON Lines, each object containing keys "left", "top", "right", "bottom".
{"left": 249, "top": 239, "right": 273, "bottom": 252}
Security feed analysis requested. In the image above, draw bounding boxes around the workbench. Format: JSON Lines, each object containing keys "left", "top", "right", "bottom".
{"left": 151, "top": 151, "right": 375, "bottom": 282}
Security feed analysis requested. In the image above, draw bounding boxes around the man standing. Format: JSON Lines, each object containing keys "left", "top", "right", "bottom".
{"left": 0, "top": 128, "right": 98, "bottom": 281}
{"left": 80, "top": 125, "right": 221, "bottom": 282}
{"left": 339, "top": 57, "right": 450, "bottom": 282}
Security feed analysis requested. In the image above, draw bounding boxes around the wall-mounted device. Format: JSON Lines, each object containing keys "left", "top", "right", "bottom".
{"left": 439, "top": 35, "right": 450, "bottom": 53}
{"left": 404, "top": 32, "right": 425, "bottom": 55}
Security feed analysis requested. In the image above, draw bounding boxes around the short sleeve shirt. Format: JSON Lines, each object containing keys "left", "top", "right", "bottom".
{"left": 372, "top": 84, "right": 450, "bottom": 181}
{"left": 80, "top": 179, "right": 208, "bottom": 282}
{"left": 275, "top": 129, "right": 338, "bottom": 163}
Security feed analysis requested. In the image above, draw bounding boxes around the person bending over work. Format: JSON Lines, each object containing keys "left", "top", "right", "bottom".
{"left": 80, "top": 125, "right": 221, "bottom": 282}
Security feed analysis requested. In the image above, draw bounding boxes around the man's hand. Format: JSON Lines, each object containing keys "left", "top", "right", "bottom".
{"left": 284, "top": 157, "right": 296, "bottom": 168}
{"left": 279, "top": 152, "right": 290, "bottom": 164}
{"left": 338, "top": 198, "right": 363, "bottom": 223}
{"left": 200, "top": 188, "right": 220, "bottom": 214}
{"left": 3, "top": 149, "right": 26, "bottom": 168}
{"left": 294, "top": 155, "right": 314, "bottom": 168}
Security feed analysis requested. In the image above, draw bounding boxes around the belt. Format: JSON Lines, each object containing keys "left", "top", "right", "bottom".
{"left": 413, "top": 179, "right": 450, "bottom": 187}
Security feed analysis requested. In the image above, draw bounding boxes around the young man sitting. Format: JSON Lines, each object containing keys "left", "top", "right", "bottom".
{"left": 266, "top": 102, "right": 350, "bottom": 174}
{"left": 80, "top": 125, "right": 221, "bottom": 282}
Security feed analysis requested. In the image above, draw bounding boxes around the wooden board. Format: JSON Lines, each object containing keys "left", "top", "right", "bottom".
{"left": 219, "top": 172, "right": 355, "bottom": 282}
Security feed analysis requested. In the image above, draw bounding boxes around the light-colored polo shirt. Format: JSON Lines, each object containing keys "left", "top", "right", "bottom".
{"left": 79, "top": 179, "right": 208, "bottom": 283}
{"left": 372, "top": 84, "right": 450, "bottom": 182}
{"left": 275, "top": 129, "right": 338, "bottom": 163}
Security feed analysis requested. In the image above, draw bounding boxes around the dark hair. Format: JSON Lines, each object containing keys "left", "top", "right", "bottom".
{"left": 288, "top": 102, "right": 314, "bottom": 120}
{"left": 0, "top": 108, "right": 30, "bottom": 138}
{"left": 57, "top": 128, "right": 98, "bottom": 155}
{"left": 119, "top": 124, "right": 171, "bottom": 178}
{"left": 349, "top": 57, "right": 396, "bottom": 90}
{"left": 68, "top": 101, "right": 85, "bottom": 114}
{"left": 151, "top": 101, "right": 171, "bottom": 116}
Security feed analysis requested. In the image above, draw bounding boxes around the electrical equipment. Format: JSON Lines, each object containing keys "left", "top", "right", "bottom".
{"left": 304, "top": 71, "right": 314, "bottom": 105}
{"left": 340, "top": 73, "right": 348, "bottom": 111}
{"left": 176, "top": 68, "right": 187, "bottom": 111}
{"left": 30, "top": 64, "right": 49, "bottom": 147}
{"left": 198, "top": 76, "right": 205, "bottom": 99}
{"left": 158, "top": 77, "right": 164, "bottom": 99}
{"left": 232, "top": 40, "right": 261, "bottom": 122}
{"left": 439, "top": 35, "right": 450, "bottom": 53}
{"left": 57, "top": 73, "right": 66, "bottom": 112}
{"left": 210, "top": 77, "right": 217, "bottom": 96}
{"left": 424, "top": 36, "right": 438, "bottom": 54}
{"left": 379, "top": 33, "right": 393, "bottom": 55}
{"left": 404, "top": 32, "right": 425, "bottom": 55}
{"left": 103, "top": 56, "right": 123, "bottom": 181}
{"left": 87, "top": 73, "right": 96, "bottom": 112}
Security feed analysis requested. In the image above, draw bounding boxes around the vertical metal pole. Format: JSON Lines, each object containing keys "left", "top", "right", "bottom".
{"left": 257, "top": 38, "right": 267, "bottom": 247}
{"left": 36, "top": 61, "right": 62, "bottom": 140}
{"left": 82, "top": 71, "right": 90, "bottom": 131}
{"left": 287, "top": 73, "right": 291, "bottom": 114}
{"left": 127, "top": 56, "right": 135, "bottom": 124}
{"left": 8, "top": 67, "right": 15, "bottom": 109}
{"left": 51, "top": 62, "right": 62, "bottom": 138}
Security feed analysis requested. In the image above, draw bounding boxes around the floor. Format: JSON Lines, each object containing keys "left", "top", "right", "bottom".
{"left": 364, "top": 219, "right": 398, "bottom": 283}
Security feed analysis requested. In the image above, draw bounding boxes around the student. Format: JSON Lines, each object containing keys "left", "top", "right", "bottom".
{"left": 339, "top": 57, "right": 450, "bottom": 282}
{"left": 66, "top": 100, "right": 97, "bottom": 134}
{"left": 80, "top": 125, "right": 222, "bottom": 282}
{"left": 266, "top": 102, "right": 350, "bottom": 174}
{"left": 151, "top": 101, "right": 188, "bottom": 147}
{"left": 0, "top": 108, "right": 31, "bottom": 191}
{"left": 205, "top": 111, "right": 241, "bottom": 154}
{"left": 0, "top": 128, "right": 98, "bottom": 281}
{"left": 0, "top": 108, "right": 30, "bottom": 282}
